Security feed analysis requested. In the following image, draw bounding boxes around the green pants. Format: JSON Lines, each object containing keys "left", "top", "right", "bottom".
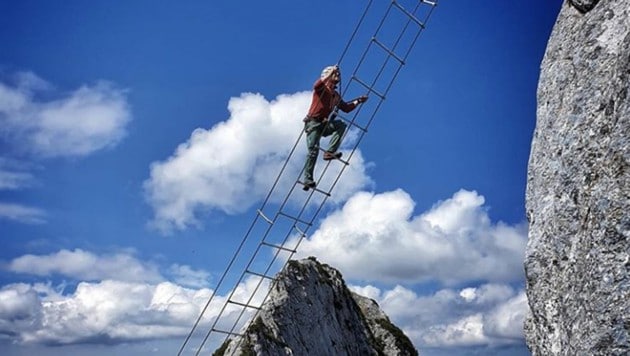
{"left": 302, "top": 119, "right": 347, "bottom": 182}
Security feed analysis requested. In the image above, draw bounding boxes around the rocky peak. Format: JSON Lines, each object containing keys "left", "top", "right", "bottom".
{"left": 215, "top": 257, "right": 417, "bottom": 356}
{"left": 525, "top": 0, "right": 629, "bottom": 355}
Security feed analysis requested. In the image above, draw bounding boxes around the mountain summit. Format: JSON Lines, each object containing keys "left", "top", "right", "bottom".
{"left": 215, "top": 257, "right": 417, "bottom": 356}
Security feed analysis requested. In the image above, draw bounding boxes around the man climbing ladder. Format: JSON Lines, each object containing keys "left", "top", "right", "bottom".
{"left": 301, "top": 65, "right": 368, "bottom": 190}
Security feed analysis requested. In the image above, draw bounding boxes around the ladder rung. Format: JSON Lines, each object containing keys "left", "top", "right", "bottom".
{"left": 309, "top": 185, "right": 332, "bottom": 196}
{"left": 245, "top": 269, "right": 276, "bottom": 281}
{"left": 212, "top": 328, "right": 243, "bottom": 337}
{"left": 227, "top": 299, "right": 262, "bottom": 310}
{"left": 351, "top": 76, "right": 386, "bottom": 100}
{"left": 327, "top": 156, "right": 349, "bottom": 166}
{"left": 176, "top": 3, "right": 439, "bottom": 355}
{"left": 315, "top": 147, "right": 350, "bottom": 166}
{"left": 257, "top": 209, "right": 274, "bottom": 224}
{"left": 293, "top": 225, "right": 307, "bottom": 238}
{"left": 296, "top": 180, "right": 332, "bottom": 197}
{"left": 261, "top": 241, "right": 297, "bottom": 253}
{"left": 277, "top": 211, "right": 312, "bottom": 228}
{"left": 392, "top": 1, "right": 426, "bottom": 29}
{"left": 350, "top": 121, "right": 368, "bottom": 133}
{"left": 336, "top": 115, "right": 368, "bottom": 133}
{"left": 371, "top": 37, "right": 406, "bottom": 65}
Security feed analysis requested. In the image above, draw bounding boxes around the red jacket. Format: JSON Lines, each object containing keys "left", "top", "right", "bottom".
{"left": 306, "top": 78, "right": 357, "bottom": 120}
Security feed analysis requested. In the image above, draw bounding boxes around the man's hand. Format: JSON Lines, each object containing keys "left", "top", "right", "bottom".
{"left": 357, "top": 95, "right": 368, "bottom": 104}
{"left": 331, "top": 68, "right": 341, "bottom": 83}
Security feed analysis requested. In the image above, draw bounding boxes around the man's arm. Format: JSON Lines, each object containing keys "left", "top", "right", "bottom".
{"left": 338, "top": 95, "right": 368, "bottom": 113}
{"left": 314, "top": 66, "right": 338, "bottom": 91}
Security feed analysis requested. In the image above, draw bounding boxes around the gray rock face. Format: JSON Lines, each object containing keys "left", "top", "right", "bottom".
{"left": 525, "top": 1, "right": 629, "bottom": 355}
{"left": 215, "top": 257, "right": 417, "bottom": 356}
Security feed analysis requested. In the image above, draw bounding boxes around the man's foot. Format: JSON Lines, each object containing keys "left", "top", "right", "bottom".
{"left": 302, "top": 180, "right": 316, "bottom": 191}
{"left": 323, "top": 151, "right": 342, "bottom": 161}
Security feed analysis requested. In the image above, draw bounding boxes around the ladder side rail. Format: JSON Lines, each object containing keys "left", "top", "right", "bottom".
{"left": 198, "top": 166, "right": 315, "bottom": 352}
{"left": 337, "top": 0, "right": 375, "bottom": 65}
{"left": 225, "top": 219, "right": 312, "bottom": 352}
{"left": 225, "top": 225, "right": 303, "bottom": 339}
{"left": 195, "top": 212, "right": 283, "bottom": 354}
{"left": 223, "top": 28, "right": 419, "bottom": 351}
{"left": 177, "top": 213, "right": 266, "bottom": 356}
{"left": 355, "top": 0, "right": 424, "bottom": 105}
{"left": 178, "top": 128, "right": 306, "bottom": 355}
{"left": 185, "top": 1, "right": 439, "bottom": 353}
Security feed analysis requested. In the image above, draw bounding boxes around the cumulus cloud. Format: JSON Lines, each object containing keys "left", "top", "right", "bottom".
{"left": 0, "top": 246, "right": 526, "bottom": 352}
{"left": 167, "top": 264, "right": 211, "bottom": 289}
{"left": 0, "top": 281, "right": 201, "bottom": 345}
{"left": 0, "top": 71, "right": 131, "bottom": 158}
{"left": 8, "top": 249, "right": 163, "bottom": 283}
{"left": 349, "top": 283, "right": 528, "bottom": 349}
{"left": 0, "top": 275, "right": 526, "bottom": 352}
{"left": 1, "top": 248, "right": 270, "bottom": 347}
{"left": 0, "top": 203, "right": 46, "bottom": 224}
{"left": 0, "top": 275, "right": 267, "bottom": 347}
{"left": 297, "top": 189, "right": 527, "bottom": 284}
{"left": 144, "top": 92, "right": 372, "bottom": 233}
{"left": 0, "top": 284, "right": 43, "bottom": 336}
{"left": 483, "top": 291, "right": 529, "bottom": 340}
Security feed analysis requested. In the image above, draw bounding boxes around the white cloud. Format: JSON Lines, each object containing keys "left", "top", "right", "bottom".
{"left": 0, "top": 72, "right": 131, "bottom": 158}
{"left": 0, "top": 203, "right": 46, "bottom": 224}
{"left": 167, "top": 264, "right": 211, "bottom": 289}
{"left": 0, "top": 281, "right": 198, "bottom": 345}
{"left": 459, "top": 287, "right": 477, "bottom": 302}
{"left": 0, "top": 170, "right": 35, "bottom": 190}
{"left": 0, "top": 246, "right": 527, "bottom": 352}
{"left": 1, "top": 249, "right": 266, "bottom": 347}
{"left": 0, "top": 72, "right": 130, "bottom": 225}
{"left": 0, "top": 158, "right": 39, "bottom": 190}
{"left": 483, "top": 291, "right": 529, "bottom": 340}
{"left": 297, "top": 189, "right": 527, "bottom": 284}
{"left": 144, "top": 91, "right": 372, "bottom": 233}
{"left": 0, "top": 275, "right": 267, "bottom": 347}
{"left": 8, "top": 249, "right": 162, "bottom": 283}
{"left": 424, "top": 314, "right": 489, "bottom": 346}
{"left": 0, "top": 284, "right": 43, "bottom": 336}
{"left": 349, "top": 283, "right": 528, "bottom": 349}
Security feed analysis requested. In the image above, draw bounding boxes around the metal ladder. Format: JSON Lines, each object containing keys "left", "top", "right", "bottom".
{"left": 178, "top": 1, "right": 438, "bottom": 354}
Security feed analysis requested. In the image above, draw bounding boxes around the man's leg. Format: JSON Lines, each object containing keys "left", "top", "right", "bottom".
{"left": 302, "top": 121, "right": 322, "bottom": 184}
{"left": 322, "top": 119, "right": 347, "bottom": 154}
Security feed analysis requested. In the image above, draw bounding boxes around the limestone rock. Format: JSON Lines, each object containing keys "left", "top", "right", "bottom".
{"left": 525, "top": 0, "right": 629, "bottom": 355}
{"left": 215, "top": 257, "right": 417, "bottom": 356}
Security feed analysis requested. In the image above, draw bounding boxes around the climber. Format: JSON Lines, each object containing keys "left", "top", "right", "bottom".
{"left": 301, "top": 65, "right": 368, "bottom": 190}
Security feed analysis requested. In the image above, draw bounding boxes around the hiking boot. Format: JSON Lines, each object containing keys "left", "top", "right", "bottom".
{"left": 302, "top": 180, "right": 316, "bottom": 191}
{"left": 323, "top": 151, "right": 342, "bottom": 161}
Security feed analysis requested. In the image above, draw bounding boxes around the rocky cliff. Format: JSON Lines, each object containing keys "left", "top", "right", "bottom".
{"left": 214, "top": 257, "right": 417, "bottom": 356}
{"left": 525, "top": 0, "right": 629, "bottom": 355}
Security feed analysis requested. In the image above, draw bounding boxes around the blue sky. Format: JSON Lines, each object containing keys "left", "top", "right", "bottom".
{"left": 0, "top": 1, "right": 562, "bottom": 355}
